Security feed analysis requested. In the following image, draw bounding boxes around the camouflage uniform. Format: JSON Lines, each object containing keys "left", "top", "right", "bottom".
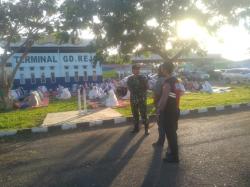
{"left": 127, "top": 74, "right": 148, "bottom": 131}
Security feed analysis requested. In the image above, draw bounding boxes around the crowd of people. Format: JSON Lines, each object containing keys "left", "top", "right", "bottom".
{"left": 181, "top": 78, "right": 213, "bottom": 93}
{"left": 11, "top": 86, "right": 49, "bottom": 109}
{"left": 10, "top": 61, "right": 189, "bottom": 163}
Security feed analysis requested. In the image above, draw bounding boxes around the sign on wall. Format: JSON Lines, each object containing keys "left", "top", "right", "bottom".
{"left": 11, "top": 53, "right": 96, "bottom": 66}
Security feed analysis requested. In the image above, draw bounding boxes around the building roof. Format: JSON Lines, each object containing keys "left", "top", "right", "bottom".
{"left": 10, "top": 42, "right": 96, "bottom": 53}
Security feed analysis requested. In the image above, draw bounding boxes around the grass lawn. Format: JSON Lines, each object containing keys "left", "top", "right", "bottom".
{"left": 0, "top": 85, "right": 250, "bottom": 130}
{"left": 115, "top": 85, "right": 250, "bottom": 116}
{"left": 0, "top": 98, "right": 78, "bottom": 130}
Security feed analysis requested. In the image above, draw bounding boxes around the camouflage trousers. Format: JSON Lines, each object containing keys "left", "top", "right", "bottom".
{"left": 130, "top": 98, "right": 148, "bottom": 130}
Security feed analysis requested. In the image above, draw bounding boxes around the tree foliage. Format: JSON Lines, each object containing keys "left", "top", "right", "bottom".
{"left": 0, "top": 0, "right": 57, "bottom": 109}
{"left": 57, "top": 0, "right": 97, "bottom": 44}
{"left": 59, "top": 0, "right": 250, "bottom": 62}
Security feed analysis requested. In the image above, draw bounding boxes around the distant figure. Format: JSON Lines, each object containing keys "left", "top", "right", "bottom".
{"left": 201, "top": 81, "right": 213, "bottom": 93}
{"left": 127, "top": 64, "right": 149, "bottom": 135}
{"left": 105, "top": 89, "right": 119, "bottom": 107}
{"left": 157, "top": 61, "right": 181, "bottom": 163}
{"left": 88, "top": 86, "right": 100, "bottom": 99}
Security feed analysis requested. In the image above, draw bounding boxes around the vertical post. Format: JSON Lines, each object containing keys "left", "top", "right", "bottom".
{"left": 78, "top": 88, "right": 81, "bottom": 112}
{"left": 83, "top": 88, "right": 87, "bottom": 113}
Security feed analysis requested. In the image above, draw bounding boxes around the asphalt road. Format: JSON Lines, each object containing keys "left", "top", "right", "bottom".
{"left": 0, "top": 110, "right": 250, "bottom": 187}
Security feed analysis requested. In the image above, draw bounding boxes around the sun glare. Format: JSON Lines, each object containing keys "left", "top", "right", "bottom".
{"left": 147, "top": 18, "right": 159, "bottom": 27}
{"left": 0, "top": 47, "right": 4, "bottom": 55}
{"left": 177, "top": 19, "right": 201, "bottom": 39}
{"left": 218, "top": 26, "right": 250, "bottom": 61}
{"left": 107, "top": 47, "right": 118, "bottom": 56}
{"left": 177, "top": 19, "right": 250, "bottom": 61}
{"left": 79, "top": 28, "right": 95, "bottom": 39}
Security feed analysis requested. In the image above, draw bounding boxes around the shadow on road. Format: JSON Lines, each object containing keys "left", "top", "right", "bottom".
{"left": 26, "top": 128, "right": 147, "bottom": 187}
{"left": 140, "top": 146, "right": 182, "bottom": 187}
{"left": 26, "top": 133, "right": 115, "bottom": 187}
{"left": 63, "top": 129, "right": 146, "bottom": 187}
{"left": 140, "top": 146, "right": 163, "bottom": 187}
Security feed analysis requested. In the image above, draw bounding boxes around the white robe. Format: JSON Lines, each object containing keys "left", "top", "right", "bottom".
{"left": 89, "top": 86, "right": 100, "bottom": 99}
{"left": 105, "top": 89, "right": 119, "bottom": 107}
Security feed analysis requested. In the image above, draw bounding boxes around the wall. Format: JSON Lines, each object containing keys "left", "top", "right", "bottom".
{"left": 10, "top": 47, "right": 103, "bottom": 90}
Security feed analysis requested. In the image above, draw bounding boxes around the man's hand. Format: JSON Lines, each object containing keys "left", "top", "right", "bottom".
{"left": 156, "top": 107, "right": 161, "bottom": 116}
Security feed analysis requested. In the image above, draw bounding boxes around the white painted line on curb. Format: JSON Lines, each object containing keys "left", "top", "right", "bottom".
{"left": 89, "top": 120, "right": 103, "bottom": 127}
{"left": 114, "top": 117, "right": 127, "bottom": 124}
{"left": 0, "top": 130, "right": 17, "bottom": 137}
{"left": 232, "top": 104, "right": 240, "bottom": 109}
{"left": 216, "top": 106, "right": 225, "bottom": 111}
{"left": 32, "top": 127, "right": 48, "bottom": 133}
{"left": 62, "top": 124, "right": 77, "bottom": 130}
{"left": 198, "top": 108, "right": 208, "bottom": 113}
{"left": 180, "top": 110, "right": 190, "bottom": 116}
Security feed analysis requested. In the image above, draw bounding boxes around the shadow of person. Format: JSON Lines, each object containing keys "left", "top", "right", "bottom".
{"left": 27, "top": 133, "right": 115, "bottom": 187}
{"left": 74, "top": 132, "right": 146, "bottom": 187}
{"left": 155, "top": 162, "right": 181, "bottom": 187}
{"left": 28, "top": 127, "right": 146, "bottom": 187}
{"left": 140, "top": 146, "right": 164, "bottom": 187}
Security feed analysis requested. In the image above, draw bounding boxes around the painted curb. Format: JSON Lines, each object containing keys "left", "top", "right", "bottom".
{"left": 0, "top": 130, "right": 17, "bottom": 137}
{"left": 114, "top": 117, "right": 127, "bottom": 124}
{"left": 32, "top": 127, "right": 48, "bottom": 133}
{"left": 89, "top": 120, "right": 103, "bottom": 127}
{"left": 216, "top": 106, "right": 225, "bottom": 111}
{"left": 1, "top": 102, "right": 249, "bottom": 138}
{"left": 198, "top": 108, "right": 208, "bottom": 113}
{"left": 61, "top": 123, "right": 77, "bottom": 130}
{"left": 180, "top": 110, "right": 190, "bottom": 116}
{"left": 232, "top": 104, "right": 240, "bottom": 109}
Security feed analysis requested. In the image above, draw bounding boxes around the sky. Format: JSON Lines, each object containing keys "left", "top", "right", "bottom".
{"left": 177, "top": 19, "right": 250, "bottom": 61}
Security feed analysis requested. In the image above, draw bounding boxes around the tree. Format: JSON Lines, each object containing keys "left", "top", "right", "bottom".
{"left": 60, "top": 0, "right": 250, "bottom": 62}
{"left": 0, "top": 0, "right": 57, "bottom": 110}
{"left": 58, "top": 0, "right": 97, "bottom": 44}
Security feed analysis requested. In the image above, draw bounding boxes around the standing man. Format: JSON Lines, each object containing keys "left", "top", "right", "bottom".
{"left": 127, "top": 64, "right": 149, "bottom": 135}
{"left": 152, "top": 64, "right": 166, "bottom": 146}
{"left": 157, "top": 61, "right": 181, "bottom": 163}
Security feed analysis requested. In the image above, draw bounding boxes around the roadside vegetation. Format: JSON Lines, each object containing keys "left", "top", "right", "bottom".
{"left": 0, "top": 85, "right": 250, "bottom": 130}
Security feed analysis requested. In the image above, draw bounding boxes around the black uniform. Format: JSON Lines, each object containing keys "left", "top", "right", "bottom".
{"left": 159, "top": 76, "right": 180, "bottom": 160}
{"left": 153, "top": 76, "right": 166, "bottom": 145}
{"left": 127, "top": 74, "right": 148, "bottom": 131}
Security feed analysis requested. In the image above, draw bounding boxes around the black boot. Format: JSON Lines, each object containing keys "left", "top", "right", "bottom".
{"left": 163, "top": 154, "right": 179, "bottom": 163}
{"left": 131, "top": 128, "right": 139, "bottom": 133}
{"left": 152, "top": 141, "right": 163, "bottom": 147}
{"left": 144, "top": 124, "right": 150, "bottom": 135}
{"left": 131, "top": 124, "right": 139, "bottom": 133}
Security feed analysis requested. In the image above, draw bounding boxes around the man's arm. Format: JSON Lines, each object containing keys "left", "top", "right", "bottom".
{"left": 127, "top": 77, "right": 132, "bottom": 91}
{"left": 157, "top": 83, "right": 170, "bottom": 114}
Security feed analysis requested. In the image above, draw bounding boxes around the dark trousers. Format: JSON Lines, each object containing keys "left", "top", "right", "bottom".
{"left": 156, "top": 118, "right": 165, "bottom": 144}
{"left": 130, "top": 99, "right": 148, "bottom": 130}
{"left": 160, "top": 110, "right": 179, "bottom": 158}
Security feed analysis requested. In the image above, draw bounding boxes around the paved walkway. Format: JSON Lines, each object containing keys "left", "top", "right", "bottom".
{"left": 42, "top": 108, "right": 122, "bottom": 126}
{"left": 1, "top": 110, "right": 250, "bottom": 187}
